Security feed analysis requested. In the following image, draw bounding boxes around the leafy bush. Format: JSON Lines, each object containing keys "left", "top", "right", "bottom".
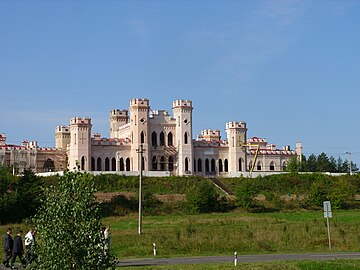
{"left": 186, "top": 180, "right": 219, "bottom": 213}
{"left": 234, "top": 178, "right": 258, "bottom": 209}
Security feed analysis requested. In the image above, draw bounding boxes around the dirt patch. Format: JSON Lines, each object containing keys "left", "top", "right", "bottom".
{"left": 95, "top": 192, "right": 186, "bottom": 203}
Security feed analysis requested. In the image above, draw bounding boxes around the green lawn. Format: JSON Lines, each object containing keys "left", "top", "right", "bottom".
{"left": 117, "top": 259, "right": 360, "bottom": 270}
{"left": 105, "top": 209, "right": 360, "bottom": 259}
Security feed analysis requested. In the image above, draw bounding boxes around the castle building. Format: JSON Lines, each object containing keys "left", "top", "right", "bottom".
{"left": 1, "top": 98, "right": 302, "bottom": 176}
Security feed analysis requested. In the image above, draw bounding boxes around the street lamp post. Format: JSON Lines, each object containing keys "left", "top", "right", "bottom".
{"left": 137, "top": 144, "right": 145, "bottom": 235}
{"left": 345, "top": 152, "right": 353, "bottom": 176}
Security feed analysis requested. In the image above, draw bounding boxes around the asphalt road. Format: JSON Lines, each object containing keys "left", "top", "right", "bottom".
{"left": 116, "top": 252, "right": 360, "bottom": 267}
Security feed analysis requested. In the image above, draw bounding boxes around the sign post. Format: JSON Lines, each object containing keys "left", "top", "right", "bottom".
{"left": 323, "top": 201, "right": 332, "bottom": 250}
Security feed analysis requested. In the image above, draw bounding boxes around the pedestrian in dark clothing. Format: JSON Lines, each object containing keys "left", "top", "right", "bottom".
{"left": 10, "top": 230, "right": 26, "bottom": 268}
{"left": 2, "top": 228, "right": 13, "bottom": 268}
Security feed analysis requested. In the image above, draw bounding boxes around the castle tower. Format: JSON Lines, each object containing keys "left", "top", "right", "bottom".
{"left": 55, "top": 126, "right": 70, "bottom": 150}
{"left": 296, "top": 142, "right": 303, "bottom": 162}
{"left": 68, "top": 117, "right": 92, "bottom": 171}
{"left": 172, "top": 100, "right": 193, "bottom": 176}
{"left": 225, "top": 121, "right": 247, "bottom": 172}
{"left": 110, "top": 109, "right": 129, "bottom": 138}
{"left": 130, "top": 98, "right": 150, "bottom": 171}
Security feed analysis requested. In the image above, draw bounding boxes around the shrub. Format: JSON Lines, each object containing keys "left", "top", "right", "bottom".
{"left": 186, "top": 180, "right": 219, "bottom": 213}
{"left": 235, "top": 179, "right": 258, "bottom": 209}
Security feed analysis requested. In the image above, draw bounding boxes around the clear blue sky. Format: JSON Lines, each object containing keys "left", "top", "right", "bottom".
{"left": 1, "top": 0, "right": 359, "bottom": 166}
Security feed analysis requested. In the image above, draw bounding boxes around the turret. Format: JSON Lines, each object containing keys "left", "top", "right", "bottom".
{"left": 110, "top": 109, "right": 128, "bottom": 138}
{"left": 225, "top": 121, "right": 247, "bottom": 172}
{"left": 130, "top": 98, "right": 150, "bottom": 171}
{"left": 55, "top": 125, "right": 70, "bottom": 150}
{"left": 68, "top": 117, "right": 92, "bottom": 171}
{"left": 172, "top": 99, "right": 193, "bottom": 175}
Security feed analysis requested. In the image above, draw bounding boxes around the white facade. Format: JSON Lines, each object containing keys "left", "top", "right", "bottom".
{"left": 56, "top": 98, "right": 301, "bottom": 177}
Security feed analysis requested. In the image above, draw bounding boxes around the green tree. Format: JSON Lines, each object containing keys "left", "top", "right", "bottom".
{"left": 284, "top": 157, "right": 300, "bottom": 172}
{"left": 30, "top": 172, "right": 114, "bottom": 270}
{"left": 307, "top": 154, "right": 317, "bottom": 172}
{"left": 186, "top": 181, "right": 219, "bottom": 213}
{"left": 235, "top": 179, "right": 258, "bottom": 209}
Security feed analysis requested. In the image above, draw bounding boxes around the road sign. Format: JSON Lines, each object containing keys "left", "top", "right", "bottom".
{"left": 323, "top": 201, "right": 332, "bottom": 218}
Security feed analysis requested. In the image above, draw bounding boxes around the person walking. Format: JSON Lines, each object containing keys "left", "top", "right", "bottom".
{"left": 24, "top": 229, "right": 35, "bottom": 265}
{"left": 104, "top": 226, "right": 111, "bottom": 256}
{"left": 2, "top": 228, "right": 13, "bottom": 268}
{"left": 10, "top": 230, "right": 25, "bottom": 268}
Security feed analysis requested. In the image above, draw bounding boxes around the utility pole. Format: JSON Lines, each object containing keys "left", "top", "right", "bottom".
{"left": 345, "top": 152, "right": 353, "bottom": 176}
{"left": 137, "top": 144, "right": 145, "bottom": 235}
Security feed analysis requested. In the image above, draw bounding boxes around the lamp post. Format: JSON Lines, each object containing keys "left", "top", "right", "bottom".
{"left": 137, "top": 144, "right": 145, "bottom": 234}
{"left": 345, "top": 152, "right": 352, "bottom": 175}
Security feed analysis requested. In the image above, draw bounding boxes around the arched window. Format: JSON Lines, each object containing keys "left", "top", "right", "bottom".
{"left": 219, "top": 159, "right": 223, "bottom": 172}
{"left": 152, "top": 132, "right": 157, "bottom": 147}
{"left": 168, "top": 132, "right": 173, "bottom": 146}
{"left": 91, "top": 157, "right": 95, "bottom": 171}
{"left": 43, "top": 158, "right": 55, "bottom": 172}
{"left": 126, "top": 158, "right": 130, "bottom": 171}
{"left": 239, "top": 158, "right": 243, "bottom": 171}
{"left": 105, "top": 157, "right": 110, "bottom": 171}
{"left": 140, "top": 131, "right": 145, "bottom": 144}
{"left": 152, "top": 156, "right": 157, "bottom": 171}
{"left": 119, "top": 157, "right": 124, "bottom": 171}
{"left": 224, "top": 159, "right": 228, "bottom": 172}
{"left": 205, "top": 158, "right": 209, "bottom": 172}
{"left": 257, "top": 161, "right": 262, "bottom": 171}
{"left": 97, "top": 157, "right": 102, "bottom": 171}
{"left": 160, "top": 156, "right": 165, "bottom": 170}
{"left": 185, "top": 157, "right": 189, "bottom": 172}
{"left": 168, "top": 156, "right": 174, "bottom": 171}
{"left": 184, "top": 132, "right": 188, "bottom": 144}
{"left": 112, "top": 157, "right": 116, "bottom": 171}
{"left": 197, "top": 158, "right": 202, "bottom": 172}
{"left": 211, "top": 159, "right": 215, "bottom": 172}
{"left": 269, "top": 161, "right": 275, "bottom": 171}
{"left": 81, "top": 156, "right": 85, "bottom": 170}
{"left": 160, "top": 132, "right": 165, "bottom": 146}
{"left": 193, "top": 158, "right": 196, "bottom": 172}
{"left": 282, "top": 161, "right": 287, "bottom": 171}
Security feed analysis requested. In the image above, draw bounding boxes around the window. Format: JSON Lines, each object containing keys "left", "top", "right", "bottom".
{"left": 224, "top": 159, "right": 228, "bottom": 172}
{"left": 168, "top": 156, "right": 174, "bottom": 171}
{"left": 193, "top": 158, "right": 196, "bottom": 172}
{"left": 160, "top": 132, "right": 165, "bottom": 146}
{"left": 185, "top": 157, "right": 189, "bottom": 172}
{"left": 152, "top": 156, "right": 157, "bottom": 171}
{"left": 269, "top": 161, "right": 275, "bottom": 171}
{"left": 97, "top": 157, "right": 102, "bottom": 171}
{"left": 44, "top": 158, "right": 55, "bottom": 172}
{"left": 257, "top": 161, "right": 262, "bottom": 171}
{"left": 126, "top": 158, "right": 130, "bottom": 171}
{"left": 160, "top": 156, "right": 165, "bottom": 171}
{"left": 219, "top": 159, "right": 223, "bottom": 172}
{"left": 168, "top": 132, "right": 173, "bottom": 146}
{"left": 112, "top": 157, "right": 116, "bottom": 171}
{"left": 184, "top": 132, "right": 188, "bottom": 144}
{"left": 205, "top": 159, "right": 209, "bottom": 172}
{"left": 105, "top": 157, "right": 110, "bottom": 171}
{"left": 119, "top": 157, "right": 124, "bottom": 171}
{"left": 81, "top": 156, "right": 85, "bottom": 171}
{"left": 152, "top": 132, "right": 157, "bottom": 147}
{"left": 197, "top": 158, "right": 202, "bottom": 172}
{"left": 211, "top": 159, "right": 216, "bottom": 172}
{"left": 140, "top": 131, "right": 145, "bottom": 144}
{"left": 91, "top": 157, "right": 95, "bottom": 171}
{"left": 239, "top": 158, "right": 243, "bottom": 171}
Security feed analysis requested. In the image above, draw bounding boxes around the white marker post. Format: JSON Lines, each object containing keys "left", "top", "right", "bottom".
{"left": 323, "top": 201, "right": 332, "bottom": 250}
{"left": 153, "top": 242, "right": 156, "bottom": 256}
{"left": 234, "top": 251, "right": 237, "bottom": 266}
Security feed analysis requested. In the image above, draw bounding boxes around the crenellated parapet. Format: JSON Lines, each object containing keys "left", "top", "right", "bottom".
{"left": 70, "top": 117, "right": 91, "bottom": 126}
{"left": 225, "top": 121, "right": 247, "bottom": 130}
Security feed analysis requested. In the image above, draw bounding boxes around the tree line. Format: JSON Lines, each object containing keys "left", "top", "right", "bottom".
{"left": 285, "top": 152, "right": 358, "bottom": 173}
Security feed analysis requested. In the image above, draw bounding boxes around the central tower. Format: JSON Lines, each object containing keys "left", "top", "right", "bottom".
{"left": 130, "top": 98, "right": 150, "bottom": 171}
{"left": 172, "top": 100, "right": 193, "bottom": 175}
